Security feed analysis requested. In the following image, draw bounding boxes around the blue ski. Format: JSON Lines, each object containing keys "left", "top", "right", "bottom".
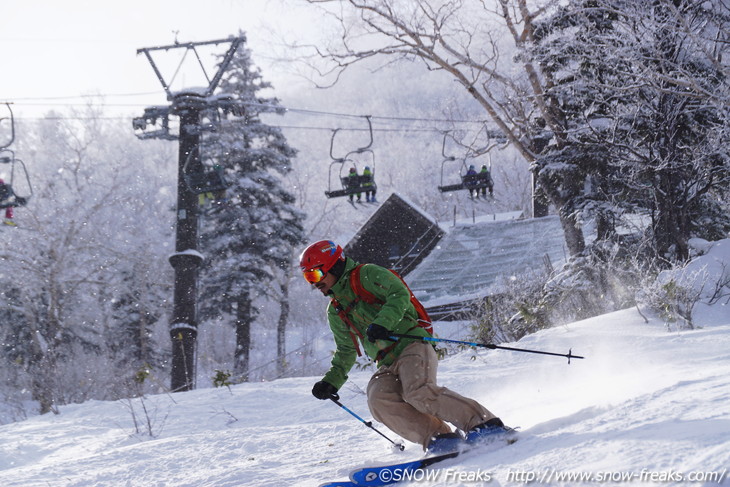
{"left": 318, "top": 451, "right": 460, "bottom": 487}
{"left": 349, "top": 450, "right": 461, "bottom": 486}
{"left": 321, "top": 431, "right": 518, "bottom": 487}
{"left": 350, "top": 431, "right": 518, "bottom": 486}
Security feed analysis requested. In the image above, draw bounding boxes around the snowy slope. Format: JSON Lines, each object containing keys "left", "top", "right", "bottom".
{"left": 1, "top": 243, "right": 729, "bottom": 486}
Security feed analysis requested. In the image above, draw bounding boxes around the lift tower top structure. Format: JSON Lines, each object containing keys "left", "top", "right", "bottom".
{"left": 133, "top": 35, "right": 247, "bottom": 392}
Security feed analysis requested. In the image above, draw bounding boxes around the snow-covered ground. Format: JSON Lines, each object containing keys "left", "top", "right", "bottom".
{"left": 1, "top": 241, "right": 729, "bottom": 487}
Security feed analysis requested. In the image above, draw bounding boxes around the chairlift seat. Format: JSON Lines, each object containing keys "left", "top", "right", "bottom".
{"left": 438, "top": 183, "right": 467, "bottom": 193}
{"left": 439, "top": 173, "right": 492, "bottom": 193}
{"left": 343, "top": 174, "right": 377, "bottom": 188}
{"left": 325, "top": 175, "right": 377, "bottom": 199}
{"left": 324, "top": 188, "right": 350, "bottom": 198}
{"left": 463, "top": 173, "right": 492, "bottom": 188}
{"left": 0, "top": 185, "right": 28, "bottom": 209}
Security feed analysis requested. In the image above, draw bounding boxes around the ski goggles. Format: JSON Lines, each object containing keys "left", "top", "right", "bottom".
{"left": 303, "top": 267, "right": 327, "bottom": 284}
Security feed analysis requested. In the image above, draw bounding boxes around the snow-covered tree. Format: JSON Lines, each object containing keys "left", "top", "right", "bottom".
{"left": 0, "top": 285, "right": 32, "bottom": 387}
{"left": 109, "top": 261, "right": 167, "bottom": 382}
{"left": 2, "top": 111, "right": 115, "bottom": 413}
{"left": 0, "top": 107, "right": 176, "bottom": 413}
{"left": 531, "top": 0, "right": 730, "bottom": 264}
{"left": 198, "top": 38, "right": 307, "bottom": 380}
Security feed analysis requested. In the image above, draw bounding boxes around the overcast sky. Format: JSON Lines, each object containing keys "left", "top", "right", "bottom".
{"left": 0, "top": 0, "right": 318, "bottom": 119}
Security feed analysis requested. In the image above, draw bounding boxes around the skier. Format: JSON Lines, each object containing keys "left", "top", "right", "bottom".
{"left": 0, "top": 178, "right": 16, "bottom": 226}
{"left": 361, "top": 166, "right": 376, "bottom": 203}
{"left": 346, "top": 167, "right": 362, "bottom": 203}
{"left": 478, "top": 165, "right": 494, "bottom": 198}
{"left": 300, "top": 240, "right": 506, "bottom": 453}
{"left": 465, "top": 164, "right": 478, "bottom": 199}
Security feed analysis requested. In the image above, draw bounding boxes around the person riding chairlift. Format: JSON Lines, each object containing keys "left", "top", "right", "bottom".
{"left": 0, "top": 178, "right": 16, "bottom": 226}
{"left": 362, "top": 166, "right": 376, "bottom": 203}
{"left": 465, "top": 165, "right": 478, "bottom": 198}
{"left": 479, "top": 165, "right": 494, "bottom": 198}
{"left": 347, "top": 167, "right": 362, "bottom": 203}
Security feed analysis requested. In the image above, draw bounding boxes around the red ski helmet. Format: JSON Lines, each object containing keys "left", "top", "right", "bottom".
{"left": 299, "top": 240, "right": 344, "bottom": 284}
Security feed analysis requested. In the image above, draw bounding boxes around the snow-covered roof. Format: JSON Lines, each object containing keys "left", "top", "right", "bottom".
{"left": 407, "top": 215, "right": 567, "bottom": 305}
{"left": 450, "top": 210, "right": 524, "bottom": 230}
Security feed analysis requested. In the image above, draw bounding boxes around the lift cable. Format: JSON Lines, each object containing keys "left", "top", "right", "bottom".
{"left": 6, "top": 98, "right": 491, "bottom": 126}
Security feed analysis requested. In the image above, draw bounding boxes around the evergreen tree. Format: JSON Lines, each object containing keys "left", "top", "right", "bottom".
{"left": 0, "top": 286, "right": 33, "bottom": 384}
{"left": 198, "top": 37, "right": 307, "bottom": 380}
{"left": 109, "top": 263, "right": 167, "bottom": 385}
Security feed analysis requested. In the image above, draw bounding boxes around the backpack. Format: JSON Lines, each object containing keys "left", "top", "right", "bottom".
{"left": 330, "top": 264, "right": 433, "bottom": 358}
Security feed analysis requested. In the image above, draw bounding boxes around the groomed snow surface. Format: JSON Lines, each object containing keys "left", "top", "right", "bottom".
{"left": 1, "top": 241, "right": 729, "bottom": 486}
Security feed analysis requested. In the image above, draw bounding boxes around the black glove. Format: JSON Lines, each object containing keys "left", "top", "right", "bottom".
{"left": 312, "top": 380, "right": 339, "bottom": 400}
{"left": 366, "top": 323, "right": 391, "bottom": 343}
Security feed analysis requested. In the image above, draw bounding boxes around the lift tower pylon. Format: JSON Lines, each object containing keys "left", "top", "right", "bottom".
{"left": 134, "top": 36, "right": 246, "bottom": 392}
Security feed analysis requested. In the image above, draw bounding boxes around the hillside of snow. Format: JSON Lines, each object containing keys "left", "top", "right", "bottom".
{"left": 1, "top": 240, "right": 729, "bottom": 486}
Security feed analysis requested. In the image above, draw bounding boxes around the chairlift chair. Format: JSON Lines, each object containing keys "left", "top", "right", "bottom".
{"left": 438, "top": 153, "right": 493, "bottom": 196}
{"left": 324, "top": 116, "right": 377, "bottom": 199}
{"left": 324, "top": 151, "right": 377, "bottom": 199}
{"left": 182, "top": 151, "right": 229, "bottom": 195}
{"left": 437, "top": 131, "right": 495, "bottom": 195}
{"left": 438, "top": 159, "right": 494, "bottom": 194}
{"left": 0, "top": 149, "right": 32, "bottom": 209}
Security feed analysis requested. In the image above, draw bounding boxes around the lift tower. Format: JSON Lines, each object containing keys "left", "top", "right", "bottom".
{"left": 134, "top": 36, "right": 246, "bottom": 392}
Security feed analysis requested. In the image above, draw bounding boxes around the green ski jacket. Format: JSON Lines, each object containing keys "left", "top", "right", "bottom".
{"left": 321, "top": 257, "right": 432, "bottom": 390}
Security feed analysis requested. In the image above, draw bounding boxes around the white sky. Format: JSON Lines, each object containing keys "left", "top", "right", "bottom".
{"left": 0, "top": 0, "right": 318, "bottom": 119}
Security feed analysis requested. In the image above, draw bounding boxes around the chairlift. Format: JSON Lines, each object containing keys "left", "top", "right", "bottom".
{"left": 1, "top": 103, "right": 15, "bottom": 150}
{"left": 0, "top": 149, "right": 32, "bottom": 209}
{"left": 324, "top": 116, "right": 378, "bottom": 199}
{"left": 182, "top": 151, "right": 229, "bottom": 196}
{"left": 437, "top": 133, "right": 493, "bottom": 197}
{"left": 0, "top": 104, "right": 32, "bottom": 209}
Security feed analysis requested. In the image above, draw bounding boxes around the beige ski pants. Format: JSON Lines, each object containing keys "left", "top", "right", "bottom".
{"left": 367, "top": 341, "right": 497, "bottom": 449}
